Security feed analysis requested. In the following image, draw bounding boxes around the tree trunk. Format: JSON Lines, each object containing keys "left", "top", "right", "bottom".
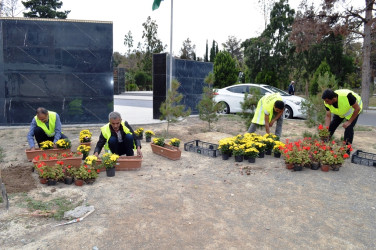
{"left": 361, "top": 0, "right": 373, "bottom": 109}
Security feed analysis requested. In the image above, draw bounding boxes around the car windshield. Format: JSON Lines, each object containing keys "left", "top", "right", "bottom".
{"left": 263, "top": 85, "right": 290, "bottom": 96}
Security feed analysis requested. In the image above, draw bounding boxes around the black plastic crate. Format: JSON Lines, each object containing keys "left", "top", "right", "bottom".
{"left": 184, "top": 140, "right": 220, "bottom": 158}
{"left": 351, "top": 150, "right": 376, "bottom": 167}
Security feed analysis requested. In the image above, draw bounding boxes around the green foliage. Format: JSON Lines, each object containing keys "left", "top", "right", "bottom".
{"left": 197, "top": 72, "right": 221, "bottom": 130}
{"left": 134, "top": 71, "right": 152, "bottom": 90}
{"left": 209, "top": 40, "right": 218, "bottom": 62}
{"left": 141, "top": 16, "right": 166, "bottom": 74}
{"left": 240, "top": 87, "right": 262, "bottom": 129}
{"left": 127, "top": 83, "right": 139, "bottom": 91}
{"left": 255, "top": 70, "right": 277, "bottom": 86}
{"left": 68, "top": 99, "right": 83, "bottom": 116}
{"left": 159, "top": 79, "right": 191, "bottom": 137}
{"left": 310, "top": 59, "right": 332, "bottom": 95}
{"left": 301, "top": 72, "right": 338, "bottom": 127}
{"left": 213, "top": 51, "right": 238, "bottom": 88}
{"left": 22, "top": 0, "right": 70, "bottom": 18}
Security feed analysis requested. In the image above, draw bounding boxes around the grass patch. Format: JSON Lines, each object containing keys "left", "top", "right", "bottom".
{"left": 17, "top": 195, "right": 84, "bottom": 220}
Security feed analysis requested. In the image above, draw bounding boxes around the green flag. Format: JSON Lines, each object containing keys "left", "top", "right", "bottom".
{"left": 152, "top": 0, "right": 163, "bottom": 11}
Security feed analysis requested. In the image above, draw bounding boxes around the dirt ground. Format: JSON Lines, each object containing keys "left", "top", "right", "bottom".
{"left": 1, "top": 115, "right": 376, "bottom": 249}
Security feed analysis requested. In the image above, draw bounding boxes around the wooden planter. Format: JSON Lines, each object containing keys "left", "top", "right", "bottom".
{"left": 97, "top": 155, "right": 142, "bottom": 171}
{"left": 80, "top": 142, "right": 91, "bottom": 147}
{"left": 25, "top": 148, "right": 71, "bottom": 162}
{"left": 151, "top": 143, "right": 181, "bottom": 161}
{"left": 32, "top": 156, "right": 82, "bottom": 167}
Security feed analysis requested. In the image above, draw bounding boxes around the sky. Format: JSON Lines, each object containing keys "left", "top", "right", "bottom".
{"left": 14, "top": 0, "right": 360, "bottom": 58}
{"left": 58, "top": 0, "right": 307, "bottom": 58}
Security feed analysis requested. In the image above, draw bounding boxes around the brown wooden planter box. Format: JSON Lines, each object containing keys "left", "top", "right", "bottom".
{"left": 80, "top": 142, "right": 92, "bottom": 147}
{"left": 96, "top": 155, "right": 142, "bottom": 171}
{"left": 25, "top": 148, "right": 71, "bottom": 162}
{"left": 32, "top": 156, "right": 82, "bottom": 167}
{"left": 150, "top": 143, "right": 181, "bottom": 161}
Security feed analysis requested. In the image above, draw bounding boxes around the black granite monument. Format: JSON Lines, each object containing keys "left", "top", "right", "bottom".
{"left": 0, "top": 17, "right": 113, "bottom": 125}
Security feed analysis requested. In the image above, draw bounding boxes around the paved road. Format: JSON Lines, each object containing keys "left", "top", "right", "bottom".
{"left": 358, "top": 109, "right": 376, "bottom": 127}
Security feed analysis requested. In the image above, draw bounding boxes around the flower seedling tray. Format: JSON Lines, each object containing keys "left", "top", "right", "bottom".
{"left": 184, "top": 140, "right": 220, "bottom": 158}
{"left": 351, "top": 150, "right": 376, "bottom": 167}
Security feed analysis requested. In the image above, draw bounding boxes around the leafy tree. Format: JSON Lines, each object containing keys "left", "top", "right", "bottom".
{"left": 213, "top": 51, "right": 238, "bottom": 88}
{"left": 179, "top": 38, "right": 196, "bottom": 60}
{"left": 301, "top": 72, "right": 338, "bottom": 127}
{"left": 22, "top": 0, "right": 70, "bottom": 18}
{"left": 124, "top": 30, "right": 134, "bottom": 56}
{"left": 243, "top": 0, "right": 295, "bottom": 88}
{"left": 289, "top": 0, "right": 376, "bottom": 108}
{"left": 197, "top": 72, "right": 221, "bottom": 130}
{"left": 222, "top": 35, "right": 243, "bottom": 63}
{"left": 310, "top": 59, "right": 332, "bottom": 95}
{"left": 159, "top": 79, "right": 191, "bottom": 137}
{"left": 204, "top": 40, "right": 209, "bottom": 62}
{"left": 141, "top": 16, "right": 166, "bottom": 74}
{"left": 209, "top": 40, "right": 217, "bottom": 62}
{"left": 134, "top": 71, "right": 152, "bottom": 90}
{"left": 1, "top": 0, "right": 24, "bottom": 16}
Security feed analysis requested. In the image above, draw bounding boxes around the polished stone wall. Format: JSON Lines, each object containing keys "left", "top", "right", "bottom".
{"left": 0, "top": 17, "right": 113, "bottom": 125}
{"left": 152, "top": 53, "right": 213, "bottom": 119}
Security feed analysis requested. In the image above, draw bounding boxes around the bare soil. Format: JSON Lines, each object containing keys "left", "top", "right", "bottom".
{"left": 1, "top": 116, "right": 376, "bottom": 249}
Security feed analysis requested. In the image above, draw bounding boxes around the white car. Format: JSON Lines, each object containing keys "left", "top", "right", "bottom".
{"left": 213, "top": 83, "right": 306, "bottom": 119}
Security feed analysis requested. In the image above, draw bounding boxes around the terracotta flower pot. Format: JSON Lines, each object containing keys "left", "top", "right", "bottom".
{"left": 96, "top": 156, "right": 142, "bottom": 171}
{"left": 75, "top": 179, "right": 84, "bottom": 186}
{"left": 286, "top": 163, "right": 294, "bottom": 169}
{"left": 80, "top": 142, "right": 91, "bottom": 147}
{"left": 321, "top": 164, "right": 330, "bottom": 172}
{"left": 39, "top": 178, "right": 47, "bottom": 184}
{"left": 151, "top": 143, "right": 181, "bottom": 160}
{"left": 25, "top": 148, "right": 71, "bottom": 162}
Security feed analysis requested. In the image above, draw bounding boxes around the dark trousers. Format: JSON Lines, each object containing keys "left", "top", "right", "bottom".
{"left": 108, "top": 133, "right": 134, "bottom": 156}
{"left": 34, "top": 126, "right": 67, "bottom": 147}
{"left": 329, "top": 114, "right": 359, "bottom": 144}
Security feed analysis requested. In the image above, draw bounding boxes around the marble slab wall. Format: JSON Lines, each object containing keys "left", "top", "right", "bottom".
{"left": 0, "top": 17, "right": 113, "bottom": 125}
{"left": 152, "top": 53, "right": 213, "bottom": 119}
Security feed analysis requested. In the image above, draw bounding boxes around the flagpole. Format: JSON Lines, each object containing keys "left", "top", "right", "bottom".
{"left": 169, "top": 0, "right": 173, "bottom": 91}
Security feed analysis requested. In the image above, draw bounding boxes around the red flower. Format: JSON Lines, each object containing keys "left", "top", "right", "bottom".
{"left": 318, "top": 124, "right": 323, "bottom": 130}
{"left": 332, "top": 140, "right": 335, "bottom": 144}
{"left": 88, "top": 169, "right": 91, "bottom": 173}
{"left": 68, "top": 165, "right": 72, "bottom": 169}
{"left": 34, "top": 155, "right": 40, "bottom": 161}
{"left": 343, "top": 153, "right": 350, "bottom": 158}
{"left": 334, "top": 155, "right": 337, "bottom": 158}
{"left": 96, "top": 169, "right": 100, "bottom": 173}
{"left": 84, "top": 165, "right": 88, "bottom": 168}
{"left": 314, "top": 151, "right": 318, "bottom": 154}
{"left": 42, "top": 153, "right": 47, "bottom": 158}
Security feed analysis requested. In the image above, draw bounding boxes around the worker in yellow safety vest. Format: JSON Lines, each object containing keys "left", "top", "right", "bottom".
{"left": 247, "top": 93, "right": 285, "bottom": 137}
{"left": 322, "top": 89, "right": 362, "bottom": 146}
{"left": 27, "top": 107, "right": 68, "bottom": 150}
{"left": 94, "top": 111, "right": 142, "bottom": 157}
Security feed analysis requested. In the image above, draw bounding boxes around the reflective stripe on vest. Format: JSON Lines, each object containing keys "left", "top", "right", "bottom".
{"left": 252, "top": 93, "right": 282, "bottom": 125}
{"left": 35, "top": 111, "right": 57, "bottom": 137}
{"left": 101, "top": 122, "right": 134, "bottom": 152}
{"left": 324, "top": 89, "right": 363, "bottom": 120}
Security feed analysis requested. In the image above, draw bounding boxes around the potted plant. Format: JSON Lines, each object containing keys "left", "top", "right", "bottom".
{"left": 262, "top": 134, "right": 277, "bottom": 155}
{"left": 318, "top": 124, "right": 330, "bottom": 142}
{"left": 56, "top": 138, "right": 72, "bottom": 149}
{"left": 151, "top": 137, "right": 181, "bottom": 160}
{"left": 230, "top": 144, "right": 245, "bottom": 162}
{"left": 272, "top": 141, "right": 285, "bottom": 158}
{"left": 77, "top": 144, "right": 91, "bottom": 160}
{"left": 145, "top": 130, "right": 155, "bottom": 142}
{"left": 218, "top": 138, "right": 234, "bottom": 160}
{"left": 101, "top": 153, "right": 120, "bottom": 177}
{"left": 26, "top": 140, "right": 72, "bottom": 162}
{"left": 63, "top": 165, "right": 75, "bottom": 185}
{"left": 40, "top": 140, "right": 54, "bottom": 150}
{"left": 79, "top": 129, "right": 92, "bottom": 145}
{"left": 72, "top": 165, "right": 91, "bottom": 186}
{"left": 169, "top": 138, "right": 181, "bottom": 148}
{"left": 253, "top": 142, "right": 266, "bottom": 158}
{"left": 43, "top": 164, "right": 64, "bottom": 186}
{"left": 134, "top": 127, "right": 144, "bottom": 140}
{"left": 244, "top": 147, "right": 259, "bottom": 163}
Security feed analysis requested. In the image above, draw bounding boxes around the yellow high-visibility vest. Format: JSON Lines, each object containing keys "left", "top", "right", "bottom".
{"left": 252, "top": 93, "right": 282, "bottom": 125}
{"left": 324, "top": 89, "right": 362, "bottom": 119}
{"left": 35, "top": 111, "right": 56, "bottom": 137}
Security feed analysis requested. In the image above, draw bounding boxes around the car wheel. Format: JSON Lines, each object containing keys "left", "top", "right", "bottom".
{"left": 218, "top": 102, "right": 230, "bottom": 114}
{"left": 284, "top": 106, "right": 293, "bottom": 119}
